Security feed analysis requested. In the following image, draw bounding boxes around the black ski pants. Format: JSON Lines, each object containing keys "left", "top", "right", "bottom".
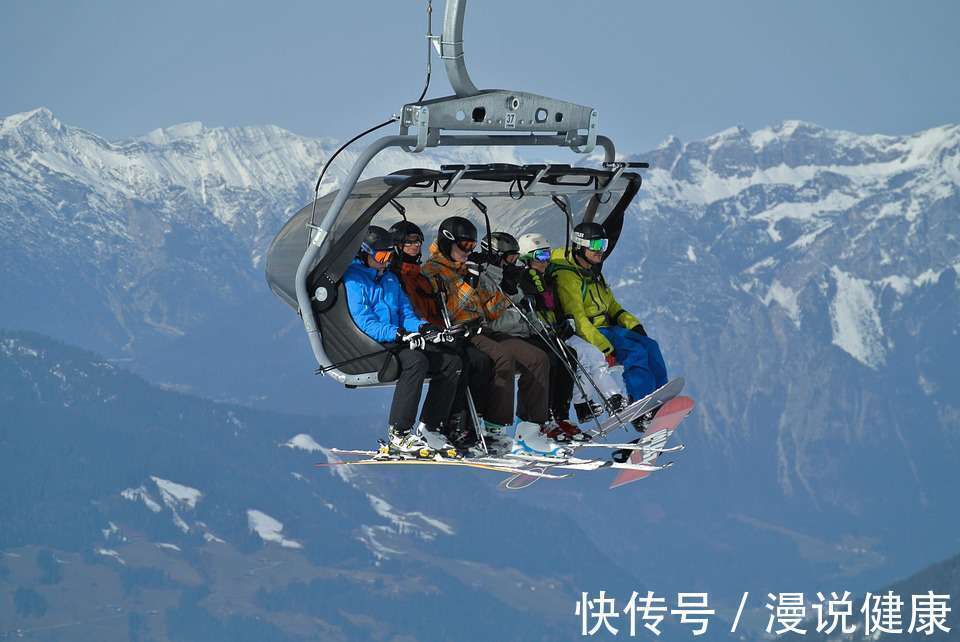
{"left": 524, "top": 336, "right": 576, "bottom": 421}
{"left": 388, "top": 346, "right": 463, "bottom": 433}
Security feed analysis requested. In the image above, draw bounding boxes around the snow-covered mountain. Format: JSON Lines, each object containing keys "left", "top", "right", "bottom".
{"left": 2, "top": 108, "right": 959, "bottom": 604}
{"left": 2, "top": 331, "right": 648, "bottom": 641}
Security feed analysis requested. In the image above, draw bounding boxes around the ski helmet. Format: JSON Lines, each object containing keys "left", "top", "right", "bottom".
{"left": 359, "top": 225, "right": 395, "bottom": 263}
{"left": 389, "top": 220, "right": 424, "bottom": 262}
{"left": 480, "top": 231, "right": 520, "bottom": 258}
{"left": 437, "top": 216, "right": 478, "bottom": 257}
{"left": 571, "top": 222, "right": 609, "bottom": 256}
{"left": 517, "top": 232, "right": 552, "bottom": 263}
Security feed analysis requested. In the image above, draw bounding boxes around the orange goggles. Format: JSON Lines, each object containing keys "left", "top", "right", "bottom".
{"left": 373, "top": 249, "right": 395, "bottom": 264}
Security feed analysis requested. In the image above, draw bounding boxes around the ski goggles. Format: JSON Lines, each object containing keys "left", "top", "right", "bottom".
{"left": 372, "top": 248, "right": 395, "bottom": 264}
{"left": 455, "top": 239, "right": 477, "bottom": 252}
{"left": 528, "top": 248, "right": 552, "bottom": 262}
{"left": 578, "top": 237, "right": 608, "bottom": 252}
{"left": 401, "top": 234, "right": 423, "bottom": 246}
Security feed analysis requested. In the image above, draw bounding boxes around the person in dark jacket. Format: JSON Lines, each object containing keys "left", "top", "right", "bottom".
{"left": 343, "top": 225, "right": 463, "bottom": 455}
{"left": 389, "top": 220, "right": 492, "bottom": 449}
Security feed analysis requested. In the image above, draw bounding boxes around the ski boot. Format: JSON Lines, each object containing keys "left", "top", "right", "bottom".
{"left": 631, "top": 406, "right": 659, "bottom": 434}
{"left": 512, "top": 421, "right": 571, "bottom": 458}
{"left": 605, "top": 393, "right": 628, "bottom": 415}
{"left": 574, "top": 399, "right": 604, "bottom": 423}
{"left": 441, "top": 412, "right": 478, "bottom": 452}
{"left": 554, "top": 418, "right": 591, "bottom": 442}
{"left": 481, "top": 420, "right": 513, "bottom": 455}
{"left": 417, "top": 422, "right": 461, "bottom": 459}
{"left": 387, "top": 425, "right": 433, "bottom": 458}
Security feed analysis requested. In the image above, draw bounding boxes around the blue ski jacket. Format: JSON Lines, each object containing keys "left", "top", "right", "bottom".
{"left": 344, "top": 258, "right": 425, "bottom": 343}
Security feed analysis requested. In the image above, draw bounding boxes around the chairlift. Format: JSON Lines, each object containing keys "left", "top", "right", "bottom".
{"left": 265, "top": 0, "right": 650, "bottom": 389}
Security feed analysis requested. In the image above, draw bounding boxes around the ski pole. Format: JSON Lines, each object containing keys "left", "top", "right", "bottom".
{"left": 436, "top": 283, "right": 488, "bottom": 454}
{"left": 497, "top": 286, "right": 606, "bottom": 431}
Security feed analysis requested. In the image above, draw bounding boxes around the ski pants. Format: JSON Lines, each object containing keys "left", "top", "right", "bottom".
{"left": 564, "top": 334, "right": 624, "bottom": 403}
{"left": 470, "top": 332, "right": 550, "bottom": 426}
{"left": 448, "top": 342, "right": 493, "bottom": 419}
{"left": 598, "top": 326, "right": 668, "bottom": 402}
{"left": 524, "top": 336, "right": 575, "bottom": 421}
{"left": 388, "top": 346, "right": 464, "bottom": 433}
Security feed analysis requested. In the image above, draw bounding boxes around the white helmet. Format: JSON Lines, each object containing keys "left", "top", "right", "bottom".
{"left": 517, "top": 232, "right": 552, "bottom": 257}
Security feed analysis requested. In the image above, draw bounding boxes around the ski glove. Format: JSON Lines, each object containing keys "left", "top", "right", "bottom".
{"left": 483, "top": 262, "right": 504, "bottom": 287}
{"left": 605, "top": 353, "right": 617, "bottom": 368}
{"left": 402, "top": 332, "right": 426, "bottom": 351}
{"left": 554, "top": 319, "right": 575, "bottom": 341}
{"left": 419, "top": 323, "right": 441, "bottom": 335}
{"left": 629, "top": 323, "right": 647, "bottom": 337}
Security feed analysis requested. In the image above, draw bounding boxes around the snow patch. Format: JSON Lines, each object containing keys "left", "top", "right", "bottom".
{"left": 686, "top": 245, "right": 698, "bottom": 263}
{"left": 96, "top": 548, "right": 126, "bottom": 565}
{"left": 101, "top": 522, "right": 121, "bottom": 541}
{"left": 358, "top": 525, "right": 401, "bottom": 562}
{"left": 283, "top": 434, "right": 323, "bottom": 453}
{"left": 246, "top": 509, "right": 303, "bottom": 549}
{"left": 830, "top": 268, "right": 886, "bottom": 369}
{"left": 762, "top": 280, "right": 802, "bottom": 327}
{"left": 151, "top": 476, "right": 202, "bottom": 509}
{"left": 121, "top": 486, "right": 163, "bottom": 513}
{"left": 367, "top": 494, "right": 455, "bottom": 539}
{"left": 155, "top": 543, "right": 181, "bottom": 552}
{"left": 203, "top": 532, "right": 226, "bottom": 544}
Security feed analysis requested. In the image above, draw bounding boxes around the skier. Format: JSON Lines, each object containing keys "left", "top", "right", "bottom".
{"left": 421, "top": 216, "right": 559, "bottom": 453}
{"left": 343, "top": 225, "right": 463, "bottom": 454}
{"left": 388, "top": 219, "right": 492, "bottom": 449}
{"left": 481, "top": 232, "right": 587, "bottom": 443}
{"left": 551, "top": 222, "right": 668, "bottom": 429}
{"left": 515, "top": 232, "right": 627, "bottom": 424}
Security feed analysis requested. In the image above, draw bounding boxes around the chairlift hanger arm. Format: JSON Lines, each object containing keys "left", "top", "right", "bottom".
{"left": 400, "top": 0, "right": 599, "bottom": 153}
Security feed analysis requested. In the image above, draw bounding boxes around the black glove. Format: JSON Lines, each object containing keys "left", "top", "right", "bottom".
{"left": 419, "top": 323, "right": 441, "bottom": 335}
{"left": 461, "top": 318, "right": 483, "bottom": 337}
{"left": 501, "top": 264, "right": 522, "bottom": 295}
{"left": 554, "top": 319, "right": 575, "bottom": 340}
{"left": 630, "top": 323, "right": 647, "bottom": 337}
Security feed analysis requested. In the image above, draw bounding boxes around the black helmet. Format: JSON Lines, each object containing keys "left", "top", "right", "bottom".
{"left": 571, "top": 222, "right": 609, "bottom": 255}
{"left": 437, "top": 216, "right": 478, "bottom": 258}
{"left": 389, "top": 220, "right": 424, "bottom": 244}
{"left": 480, "top": 231, "right": 520, "bottom": 257}
{"left": 359, "top": 225, "right": 395, "bottom": 257}
{"left": 389, "top": 220, "right": 424, "bottom": 263}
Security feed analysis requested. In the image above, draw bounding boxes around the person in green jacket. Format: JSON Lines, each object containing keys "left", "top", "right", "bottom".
{"left": 551, "top": 222, "right": 668, "bottom": 408}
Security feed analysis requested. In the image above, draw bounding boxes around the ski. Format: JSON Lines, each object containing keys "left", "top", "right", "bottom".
{"left": 576, "top": 442, "right": 685, "bottom": 454}
{"left": 318, "top": 455, "right": 569, "bottom": 479}
{"left": 609, "top": 395, "right": 694, "bottom": 489}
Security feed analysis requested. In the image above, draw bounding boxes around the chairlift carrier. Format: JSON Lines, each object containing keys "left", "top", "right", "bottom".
{"left": 264, "top": 0, "right": 649, "bottom": 388}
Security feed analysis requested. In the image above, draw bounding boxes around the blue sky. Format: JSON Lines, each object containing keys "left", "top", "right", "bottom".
{"left": 3, "top": 0, "right": 959, "bottom": 153}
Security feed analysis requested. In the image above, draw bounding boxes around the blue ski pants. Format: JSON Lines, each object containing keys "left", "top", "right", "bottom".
{"left": 598, "top": 326, "right": 668, "bottom": 401}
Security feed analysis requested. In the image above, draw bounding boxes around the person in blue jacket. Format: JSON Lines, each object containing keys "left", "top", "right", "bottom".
{"left": 343, "top": 225, "right": 464, "bottom": 455}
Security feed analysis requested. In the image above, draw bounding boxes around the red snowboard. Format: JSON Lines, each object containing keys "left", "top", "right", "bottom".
{"left": 609, "top": 395, "right": 694, "bottom": 489}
